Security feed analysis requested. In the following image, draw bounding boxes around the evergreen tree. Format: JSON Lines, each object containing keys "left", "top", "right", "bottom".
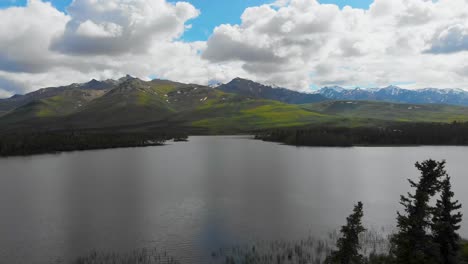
{"left": 391, "top": 160, "right": 446, "bottom": 264}
{"left": 432, "top": 176, "right": 463, "bottom": 264}
{"left": 327, "top": 201, "right": 366, "bottom": 264}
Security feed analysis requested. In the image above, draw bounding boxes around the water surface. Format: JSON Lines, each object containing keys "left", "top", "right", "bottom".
{"left": 0, "top": 136, "right": 467, "bottom": 263}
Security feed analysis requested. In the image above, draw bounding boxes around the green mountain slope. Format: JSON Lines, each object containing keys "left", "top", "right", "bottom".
{"left": 0, "top": 89, "right": 106, "bottom": 124}
{"left": 65, "top": 78, "right": 321, "bottom": 131}
{"left": 3, "top": 77, "right": 468, "bottom": 135}
{"left": 302, "top": 101, "right": 468, "bottom": 123}
{"left": 68, "top": 79, "right": 175, "bottom": 128}
{"left": 67, "top": 79, "right": 234, "bottom": 129}
{"left": 0, "top": 79, "right": 116, "bottom": 114}
{"left": 184, "top": 98, "right": 339, "bottom": 133}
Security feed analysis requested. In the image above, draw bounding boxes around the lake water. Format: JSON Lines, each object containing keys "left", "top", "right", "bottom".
{"left": 0, "top": 136, "right": 467, "bottom": 263}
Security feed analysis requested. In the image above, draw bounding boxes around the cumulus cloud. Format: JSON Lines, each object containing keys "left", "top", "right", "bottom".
{"left": 0, "top": 0, "right": 69, "bottom": 73}
{"left": 426, "top": 23, "right": 468, "bottom": 54}
{"left": 1, "top": 0, "right": 468, "bottom": 97}
{"left": 50, "top": 0, "right": 199, "bottom": 55}
{"left": 201, "top": 28, "right": 287, "bottom": 64}
{"left": 75, "top": 20, "right": 123, "bottom": 38}
{"left": 202, "top": 0, "right": 468, "bottom": 90}
{"left": 0, "top": 0, "right": 210, "bottom": 95}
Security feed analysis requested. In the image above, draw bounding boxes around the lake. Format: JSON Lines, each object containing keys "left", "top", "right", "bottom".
{"left": 0, "top": 136, "right": 467, "bottom": 263}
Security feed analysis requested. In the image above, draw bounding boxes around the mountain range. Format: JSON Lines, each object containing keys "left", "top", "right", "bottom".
{"left": 315, "top": 85, "right": 468, "bottom": 106}
{"left": 1, "top": 76, "right": 468, "bottom": 134}
{"left": 218, "top": 78, "right": 468, "bottom": 106}
{"left": 218, "top": 78, "right": 326, "bottom": 104}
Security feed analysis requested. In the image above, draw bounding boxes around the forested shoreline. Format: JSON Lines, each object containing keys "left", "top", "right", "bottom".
{"left": 4, "top": 121, "right": 468, "bottom": 156}
{"left": 0, "top": 131, "right": 188, "bottom": 156}
{"left": 255, "top": 122, "right": 468, "bottom": 147}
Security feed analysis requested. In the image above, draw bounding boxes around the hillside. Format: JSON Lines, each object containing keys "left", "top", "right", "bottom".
{"left": 0, "top": 78, "right": 120, "bottom": 115}
{"left": 66, "top": 78, "right": 177, "bottom": 128}
{"left": 0, "top": 77, "right": 333, "bottom": 133}
{"left": 302, "top": 101, "right": 468, "bottom": 123}
{"left": 0, "top": 89, "right": 106, "bottom": 123}
{"left": 180, "top": 98, "right": 340, "bottom": 133}
{"left": 2, "top": 77, "right": 468, "bottom": 135}
{"left": 218, "top": 78, "right": 327, "bottom": 104}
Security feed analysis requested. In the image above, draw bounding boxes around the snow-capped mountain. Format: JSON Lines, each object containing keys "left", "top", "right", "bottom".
{"left": 315, "top": 86, "right": 468, "bottom": 106}
{"left": 216, "top": 78, "right": 468, "bottom": 106}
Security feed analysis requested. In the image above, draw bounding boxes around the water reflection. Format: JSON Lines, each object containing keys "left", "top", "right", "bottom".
{"left": 0, "top": 136, "right": 467, "bottom": 263}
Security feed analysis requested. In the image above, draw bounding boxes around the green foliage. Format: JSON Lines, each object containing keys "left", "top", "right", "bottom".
{"left": 391, "top": 160, "right": 447, "bottom": 264}
{"left": 433, "top": 176, "right": 463, "bottom": 264}
{"left": 461, "top": 241, "right": 468, "bottom": 261}
{"left": 255, "top": 122, "right": 468, "bottom": 146}
{"left": 327, "top": 202, "right": 366, "bottom": 264}
{"left": 365, "top": 254, "right": 395, "bottom": 264}
{"left": 0, "top": 131, "right": 187, "bottom": 156}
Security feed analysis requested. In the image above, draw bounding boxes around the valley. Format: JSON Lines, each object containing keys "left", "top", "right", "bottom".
{"left": 2, "top": 76, "right": 468, "bottom": 155}
{"left": 2, "top": 76, "right": 468, "bottom": 134}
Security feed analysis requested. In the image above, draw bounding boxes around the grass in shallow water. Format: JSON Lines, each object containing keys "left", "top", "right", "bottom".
{"left": 69, "top": 229, "right": 391, "bottom": 264}
{"left": 72, "top": 248, "right": 180, "bottom": 264}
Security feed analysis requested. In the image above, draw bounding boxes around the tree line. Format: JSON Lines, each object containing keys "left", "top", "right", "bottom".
{"left": 327, "top": 160, "right": 466, "bottom": 264}
{"left": 255, "top": 122, "right": 468, "bottom": 146}
{"left": 0, "top": 130, "right": 188, "bottom": 156}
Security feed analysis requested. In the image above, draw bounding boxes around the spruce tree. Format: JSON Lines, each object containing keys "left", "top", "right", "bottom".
{"left": 391, "top": 160, "right": 446, "bottom": 264}
{"left": 432, "top": 176, "right": 463, "bottom": 264}
{"left": 327, "top": 201, "right": 366, "bottom": 264}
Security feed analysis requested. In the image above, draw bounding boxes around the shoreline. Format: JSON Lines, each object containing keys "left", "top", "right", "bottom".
{"left": 4, "top": 134, "right": 468, "bottom": 158}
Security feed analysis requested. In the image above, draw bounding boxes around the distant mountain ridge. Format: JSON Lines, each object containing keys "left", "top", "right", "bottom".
{"left": 315, "top": 85, "right": 468, "bottom": 106}
{"left": 217, "top": 78, "right": 327, "bottom": 104}
{"left": 217, "top": 78, "right": 468, "bottom": 106}
{"left": 2, "top": 76, "right": 468, "bottom": 135}
{"left": 0, "top": 76, "right": 335, "bottom": 133}
{"left": 4, "top": 77, "right": 468, "bottom": 110}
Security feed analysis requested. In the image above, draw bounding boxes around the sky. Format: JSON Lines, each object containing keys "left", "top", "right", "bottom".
{"left": 0, "top": 0, "right": 467, "bottom": 97}
{"left": 0, "top": 0, "right": 374, "bottom": 41}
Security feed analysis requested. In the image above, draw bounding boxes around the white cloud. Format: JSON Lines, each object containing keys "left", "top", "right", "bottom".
{"left": 1, "top": 0, "right": 468, "bottom": 98}
{"left": 50, "top": 0, "right": 200, "bottom": 55}
{"left": 75, "top": 20, "right": 123, "bottom": 38}
{"left": 426, "top": 23, "right": 468, "bottom": 54}
{"left": 0, "top": 0, "right": 69, "bottom": 74}
{"left": 202, "top": 0, "right": 468, "bottom": 90}
{"left": 0, "top": 0, "right": 209, "bottom": 96}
